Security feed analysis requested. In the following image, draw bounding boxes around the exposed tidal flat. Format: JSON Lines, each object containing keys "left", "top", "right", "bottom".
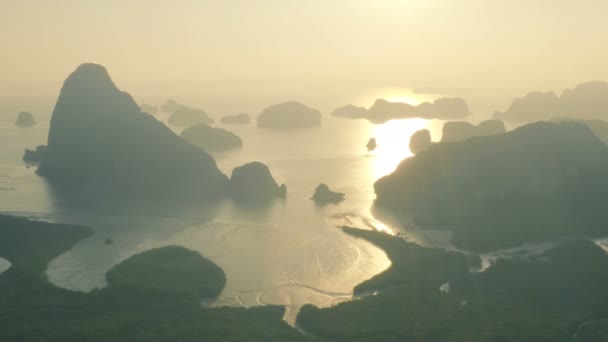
{"left": 42, "top": 212, "right": 391, "bottom": 325}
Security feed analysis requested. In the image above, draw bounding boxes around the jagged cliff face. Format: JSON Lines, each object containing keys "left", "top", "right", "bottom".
{"left": 47, "top": 64, "right": 139, "bottom": 155}
{"left": 376, "top": 122, "right": 608, "bottom": 206}
{"left": 39, "top": 63, "right": 229, "bottom": 199}
{"left": 374, "top": 121, "right": 608, "bottom": 250}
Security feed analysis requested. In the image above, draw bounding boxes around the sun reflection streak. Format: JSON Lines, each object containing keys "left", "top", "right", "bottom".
{"left": 366, "top": 217, "right": 396, "bottom": 236}
{"left": 369, "top": 118, "right": 431, "bottom": 180}
{"left": 384, "top": 95, "right": 423, "bottom": 106}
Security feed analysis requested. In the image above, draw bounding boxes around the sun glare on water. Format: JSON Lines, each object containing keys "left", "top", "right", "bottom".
{"left": 370, "top": 118, "right": 430, "bottom": 180}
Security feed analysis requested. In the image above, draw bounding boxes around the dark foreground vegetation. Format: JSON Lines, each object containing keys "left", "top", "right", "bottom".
{"left": 106, "top": 246, "right": 227, "bottom": 300}
{"left": 5, "top": 214, "right": 608, "bottom": 341}
{"left": 298, "top": 227, "right": 608, "bottom": 341}
{"left": 0, "top": 215, "right": 309, "bottom": 341}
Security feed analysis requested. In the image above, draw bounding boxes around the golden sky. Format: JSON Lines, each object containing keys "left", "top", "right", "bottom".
{"left": 2, "top": 0, "right": 607, "bottom": 99}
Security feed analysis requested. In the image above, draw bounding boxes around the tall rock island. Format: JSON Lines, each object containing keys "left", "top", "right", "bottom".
{"left": 24, "top": 63, "right": 228, "bottom": 200}
{"left": 375, "top": 121, "right": 608, "bottom": 251}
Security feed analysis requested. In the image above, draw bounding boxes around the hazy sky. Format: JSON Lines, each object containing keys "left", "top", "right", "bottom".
{"left": 2, "top": 0, "right": 608, "bottom": 111}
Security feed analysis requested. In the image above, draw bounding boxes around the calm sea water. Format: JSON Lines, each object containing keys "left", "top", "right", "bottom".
{"left": 0, "top": 109, "right": 456, "bottom": 323}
